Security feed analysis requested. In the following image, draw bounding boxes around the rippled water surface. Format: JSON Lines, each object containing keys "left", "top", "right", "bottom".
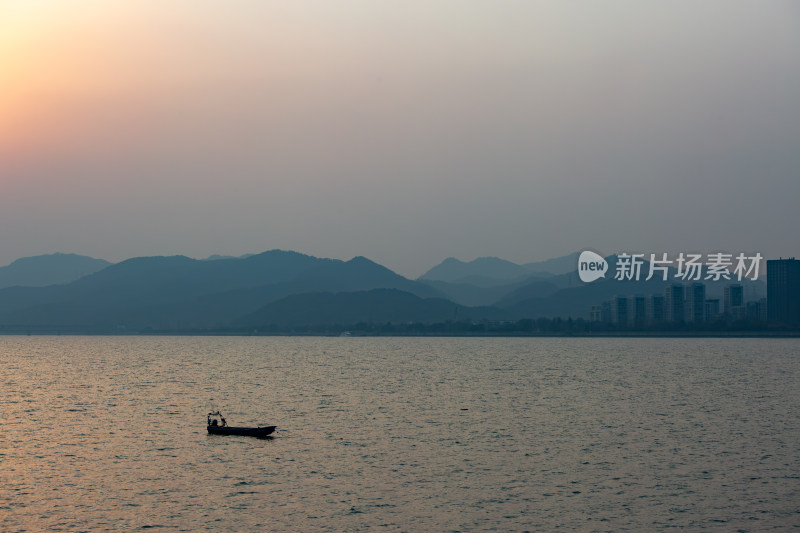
{"left": 1, "top": 336, "right": 798, "bottom": 531}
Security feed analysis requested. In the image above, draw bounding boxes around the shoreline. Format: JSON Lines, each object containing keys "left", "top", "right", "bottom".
{"left": 1, "top": 330, "right": 799, "bottom": 338}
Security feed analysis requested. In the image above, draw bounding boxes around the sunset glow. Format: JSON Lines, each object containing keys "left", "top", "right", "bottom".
{"left": 0, "top": 1, "right": 798, "bottom": 274}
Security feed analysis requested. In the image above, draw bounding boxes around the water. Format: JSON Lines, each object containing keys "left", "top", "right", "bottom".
{"left": 1, "top": 336, "right": 798, "bottom": 531}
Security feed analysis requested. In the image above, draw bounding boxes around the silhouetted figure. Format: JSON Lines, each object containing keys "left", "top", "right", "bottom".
{"left": 220, "top": 416, "right": 227, "bottom": 427}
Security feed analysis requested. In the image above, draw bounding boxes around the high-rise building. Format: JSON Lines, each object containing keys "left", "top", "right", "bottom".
{"left": 629, "top": 295, "right": 647, "bottom": 328}
{"left": 665, "top": 284, "right": 685, "bottom": 323}
{"left": 724, "top": 284, "right": 745, "bottom": 320}
{"left": 601, "top": 301, "right": 612, "bottom": 323}
{"left": 612, "top": 296, "right": 629, "bottom": 325}
{"left": 747, "top": 298, "right": 768, "bottom": 322}
{"left": 685, "top": 283, "right": 706, "bottom": 323}
{"left": 647, "top": 294, "right": 666, "bottom": 324}
{"left": 767, "top": 258, "right": 800, "bottom": 323}
{"left": 758, "top": 297, "right": 768, "bottom": 321}
{"left": 705, "top": 298, "right": 720, "bottom": 320}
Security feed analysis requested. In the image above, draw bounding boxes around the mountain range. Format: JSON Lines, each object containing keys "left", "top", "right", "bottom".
{"left": 0, "top": 253, "right": 110, "bottom": 289}
{"left": 419, "top": 253, "right": 578, "bottom": 287}
{"left": 0, "top": 250, "right": 767, "bottom": 332}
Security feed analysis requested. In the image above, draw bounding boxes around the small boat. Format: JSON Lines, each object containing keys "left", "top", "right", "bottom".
{"left": 207, "top": 425, "right": 276, "bottom": 437}
{"left": 207, "top": 411, "right": 275, "bottom": 438}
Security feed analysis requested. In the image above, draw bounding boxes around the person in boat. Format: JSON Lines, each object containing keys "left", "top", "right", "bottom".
{"left": 220, "top": 415, "right": 227, "bottom": 427}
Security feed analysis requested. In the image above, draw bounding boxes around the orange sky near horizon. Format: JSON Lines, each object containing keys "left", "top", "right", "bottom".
{"left": 1, "top": 1, "right": 550, "bottom": 188}
{"left": 0, "top": 2, "right": 314, "bottom": 162}
{"left": 0, "top": 1, "right": 598, "bottom": 160}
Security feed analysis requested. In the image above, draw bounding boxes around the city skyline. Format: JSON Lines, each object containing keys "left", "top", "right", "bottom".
{"left": 591, "top": 258, "right": 800, "bottom": 328}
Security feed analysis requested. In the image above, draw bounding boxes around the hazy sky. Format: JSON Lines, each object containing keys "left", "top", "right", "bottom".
{"left": 1, "top": 1, "right": 798, "bottom": 277}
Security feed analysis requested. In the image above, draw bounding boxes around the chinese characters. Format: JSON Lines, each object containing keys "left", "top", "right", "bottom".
{"left": 613, "top": 252, "right": 762, "bottom": 282}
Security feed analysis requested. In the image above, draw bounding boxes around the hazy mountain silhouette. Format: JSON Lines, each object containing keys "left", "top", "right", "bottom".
{"left": 0, "top": 250, "right": 444, "bottom": 329}
{"left": 522, "top": 252, "right": 580, "bottom": 275}
{"left": 420, "top": 257, "right": 535, "bottom": 286}
{"left": 237, "top": 288, "right": 505, "bottom": 328}
{"left": 0, "top": 249, "right": 769, "bottom": 330}
{"left": 0, "top": 253, "right": 110, "bottom": 289}
{"left": 420, "top": 252, "right": 579, "bottom": 288}
{"left": 418, "top": 279, "right": 517, "bottom": 307}
{"left": 492, "top": 279, "right": 564, "bottom": 307}
{"left": 504, "top": 277, "right": 671, "bottom": 319}
{"left": 419, "top": 276, "right": 563, "bottom": 307}
{"left": 203, "top": 253, "right": 254, "bottom": 261}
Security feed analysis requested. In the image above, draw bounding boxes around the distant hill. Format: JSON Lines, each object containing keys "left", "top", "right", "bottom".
{"left": 420, "top": 252, "right": 579, "bottom": 288}
{"left": 418, "top": 252, "right": 580, "bottom": 306}
{"left": 0, "top": 249, "right": 769, "bottom": 330}
{"left": 236, "top": 288, "right": 505, "bottom": 328}
{"left": 523, "top": 252, "right": 580, "bottom": 275}
{"left": 419, "top": 257, "right": 531, "bottom": 286}
{"left": 0, "top": 253, "right": 111, "bottom": 288}
{"left": 419, "top": 276, "right": 566, "bottom": 307}
{"left": 504, "top": 276, "right": 672, "bottom": 319}
{"left": 492, "top": 279, "right": 566, "bottom": 307}
{"left": 0, "top": 250, "right": 445, "bottom": 330}
{"left": 203, "top": 253, "right": 254, "bottom": 261}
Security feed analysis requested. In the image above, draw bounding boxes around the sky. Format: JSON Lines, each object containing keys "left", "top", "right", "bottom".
{"left": 1, "top": 1, "right": 799, "bottom": 278}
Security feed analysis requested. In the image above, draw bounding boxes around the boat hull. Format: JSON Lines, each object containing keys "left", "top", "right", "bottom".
{"left": 207, "top": 425, "right": 276, "bottom": 437}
